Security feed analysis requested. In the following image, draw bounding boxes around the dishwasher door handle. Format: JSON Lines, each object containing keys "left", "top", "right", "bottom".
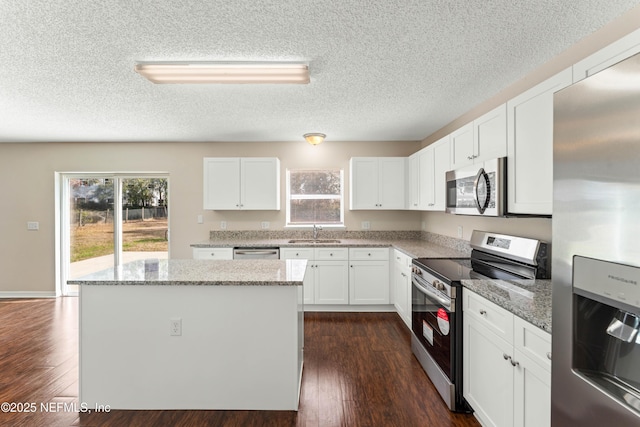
{"left": 234, "top": 250, "right": 279, "bottom": 256}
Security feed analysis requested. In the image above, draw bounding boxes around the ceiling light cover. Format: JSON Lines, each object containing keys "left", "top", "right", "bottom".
{"left": 304, "top": 133, "right": 326, "bottom": 145}
{"left": 134, "top": 62, "right": 309, "bottom": 84}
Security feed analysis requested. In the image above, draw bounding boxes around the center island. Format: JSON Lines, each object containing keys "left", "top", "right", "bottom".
{"left": 69, "top": 258, "right": 306, "bottom": 411}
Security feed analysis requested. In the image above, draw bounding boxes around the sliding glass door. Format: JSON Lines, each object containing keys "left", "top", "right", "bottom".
{"left": 61, "top": 174, "right": 169, "bottom": 295}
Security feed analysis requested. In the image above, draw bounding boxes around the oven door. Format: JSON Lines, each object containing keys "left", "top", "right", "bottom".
{"left": 412, "top": 274, "right": 454, "bottom": 380}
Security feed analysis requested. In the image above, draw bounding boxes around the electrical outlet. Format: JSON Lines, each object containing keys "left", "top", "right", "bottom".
{"left": 261, "top": 221, "right": 270, "bottom": 229}
{"left": 421, "top": 221, "right": 426, "bottom": 231}
{"left": 457, "top": 226, "right": 463, "bottom": 238}
{"left": 169, "top": 318, "right": 182, "bottom": 336}
{"left": 197, "top": 215, "right": 203, "bottom": 224}
{"left": 220, "top": 221, "right": 227, "bottom": 230}
{"left": 361, "top": 221, "right": 370, "bottom": 230}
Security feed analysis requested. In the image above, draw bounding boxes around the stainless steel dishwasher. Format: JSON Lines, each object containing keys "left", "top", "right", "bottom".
{"left": 232, "top": 247, "right": 280, "bottom": 259}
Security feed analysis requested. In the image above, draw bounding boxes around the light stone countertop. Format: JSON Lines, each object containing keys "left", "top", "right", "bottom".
{"left": 191, "top": 234, "right": 551, "bottom": 332}
{"left": 68, "top": 259, "right": 306, "bottom": 286}
{"left": 462, "top": 278, "right": 552, "bottom": 333}
{"left": 191, "top": 238, "right": 471, "bottom": 259}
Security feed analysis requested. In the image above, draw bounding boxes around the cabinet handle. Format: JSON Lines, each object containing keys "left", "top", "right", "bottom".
{"left": 368, "top": 253, "right": 371, "bottom": 256}
{"left": 467, "top": 156, "right": 473, "bottom": 160}
{"left": 503, "top": 353, "right": 511, "bottom": 361}
{"left": 479, "top": 309, "right": 487, "bottom": 315}
{"left": 510, "top": 359, "right": 520, "bottom": 367}
{"left": 546, "top": 352, "right": 552, "bottom": 360}
{"left": 401, "top": 273, "right": 407, "bottom": 277}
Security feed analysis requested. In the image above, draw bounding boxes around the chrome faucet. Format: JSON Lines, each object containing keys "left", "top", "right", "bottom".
{"left": 313, "top": 224, "right": 322, "bottom": 240}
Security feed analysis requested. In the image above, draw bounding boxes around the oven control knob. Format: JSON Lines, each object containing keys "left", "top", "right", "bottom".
{"left": 434, "top": 280, "right": 445, "bottom": 291}
{"left": 412, "top": 267, "right": 422, "bottom": 275}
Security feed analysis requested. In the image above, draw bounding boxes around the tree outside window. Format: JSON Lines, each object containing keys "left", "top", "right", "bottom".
{"left": 287, "top": 169, "right": 343, "bottom": 225}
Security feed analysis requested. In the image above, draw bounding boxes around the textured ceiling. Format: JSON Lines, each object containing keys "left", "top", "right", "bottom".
{"left": 0, "top": 1, "right": 638, "bottom": 143}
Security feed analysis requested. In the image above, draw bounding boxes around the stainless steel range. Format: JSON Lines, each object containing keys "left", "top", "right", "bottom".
{"left": 411, "top": 230, "right": 549, "bottom": 412}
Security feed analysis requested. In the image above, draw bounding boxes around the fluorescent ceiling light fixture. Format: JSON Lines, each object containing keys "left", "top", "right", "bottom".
{"left": 134, "top": 62, "right": 309, "bottom": 84}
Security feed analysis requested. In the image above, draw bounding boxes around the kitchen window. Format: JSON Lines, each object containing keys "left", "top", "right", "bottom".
{"left": 286, "top": 169, "right": 344, "bottom": 226}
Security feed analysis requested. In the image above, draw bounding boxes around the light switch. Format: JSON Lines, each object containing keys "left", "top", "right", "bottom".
{"left": 27, "top": 221, "right": 39, "bottom": 231}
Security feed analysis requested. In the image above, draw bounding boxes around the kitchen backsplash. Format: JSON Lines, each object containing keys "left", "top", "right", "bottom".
{"left": 208, "top": 230, "right": 471, "bottom": 255}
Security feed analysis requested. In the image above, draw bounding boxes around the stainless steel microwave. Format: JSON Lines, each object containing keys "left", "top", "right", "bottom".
{"left": 445, "top": 157, "right": 505, "bottom": 216}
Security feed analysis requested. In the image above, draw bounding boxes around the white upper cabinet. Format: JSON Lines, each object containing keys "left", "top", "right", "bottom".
{"left": 506, "top": 69, "right": 572, "bottom": 215}
{"left": 573, "top": 28, "right": 640, "bottom": 82}
{"left": 450, "top": 122, "right": 475, "bottom": 169}
{"left": 203, "top": 157, "right": 280, "bottom": 210}
{"left": 450, "top": 104, "right": 507, "bottom": 170}
{"left": 408, "top": 135, "right": 449, "bottom": 211}
{"left": 408, "top": 147, "right": 432, "bottom": 210}
{"left": 350, "top": 157, "right": 406, "bottom": 210}
{"left": 431, "top": 135, "right": 451, "bottom": 211}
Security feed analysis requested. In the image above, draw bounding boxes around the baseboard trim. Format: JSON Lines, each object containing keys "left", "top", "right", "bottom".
{"left": 0, "top": 291, "right": 57, "bottom": 299}
{"left": 304, "top": 304, "right": 396, "bottom": 312}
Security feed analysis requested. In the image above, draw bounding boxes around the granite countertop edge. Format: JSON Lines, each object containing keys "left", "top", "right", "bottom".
{"left": 69, "top": 279, "right": 303, "bottom": 286}
{"left": 461, "top": 279, "right": 552, "bottom": 334}
{"left": 68, "top": 259, "right": 306, "bottom": 287}
{"left": 191, "top": 238, "right": 471, "bottom": 259}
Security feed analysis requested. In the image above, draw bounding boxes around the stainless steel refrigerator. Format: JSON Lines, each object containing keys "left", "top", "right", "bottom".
{"left": 553, "top": 52, "right": 640, "bottom": 425}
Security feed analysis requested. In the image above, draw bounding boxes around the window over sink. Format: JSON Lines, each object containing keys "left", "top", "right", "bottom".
{"left": 286, "top": 169, "right": 344, "bottom": 226}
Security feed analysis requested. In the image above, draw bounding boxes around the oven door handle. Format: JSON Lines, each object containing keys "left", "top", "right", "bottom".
{"left": 412, "top": 276, "right": 451, "bottom": 310}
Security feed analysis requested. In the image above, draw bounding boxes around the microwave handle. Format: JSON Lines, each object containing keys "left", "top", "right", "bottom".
{"left": 473, "top": 168, "right": 490, "bottom": 214}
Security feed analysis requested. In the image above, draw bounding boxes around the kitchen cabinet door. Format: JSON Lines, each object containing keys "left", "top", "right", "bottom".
{"left": 350, "top": 157, "right": 406, "bottom": 210}
{"left": 448, "top": 105, "right": 506, "bottom": 172}
{"left": 409, "top": 146, "right": 435, "bottom": 210}
{"left": 431, "top": 135, "right": 450, "bottom": 211}
{"left": 378, "top": 157, "right": 406, "bottom": 209}
{"left": 203, "top": 158, "right": 241, "bottom": 210}
{"left": 408, "top": 152, "right": 421, "bottom": 209}
{"left": 464, "top": 312, "right": 515, "bottom": 427}
{"left": 513, "top": 349, "right": 551, "bottom": 427}
{"left": 464, "top": 289, "right": 551, "bottom": 427}
{"left": 507, "top": 68, "right": 572, "bottom": 215}
{"left": 203, "top": 157, "right": 280, "bottom": 210}
{"left": 349, "top": 260, "right": 390, "bottom": 305}
{"left": 392, "top": 249, "right": 411, "bottom": 327}
{"left": 192, "top": 247, "right": 234, "bottom": 260}
{"left": 449, "top": 122, "right": 475, "bottom": 170}
{"left": 474, "top": 104, "right": 507, "bottom": 163}
{"left": 314, "top": 261, "right": 349, "bottom": 305}
{"left": 240, "top": 158, "right": 280, "bottom": 210}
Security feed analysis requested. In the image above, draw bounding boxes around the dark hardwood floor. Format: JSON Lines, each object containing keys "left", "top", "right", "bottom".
{"left": 0, "top": 298, "right": 480, "bottom": 427}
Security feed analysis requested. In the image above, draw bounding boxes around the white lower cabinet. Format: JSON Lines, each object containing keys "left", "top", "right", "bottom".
{"left": 280, "top": 248, "right": 316, "bottom": 305}
{"left": 280, "top": 247, "right": 348, "bottom": 305}
{"left": 392, "top": 249, "right": 412, "bottom": 327}
{"left": 192, "top": 247, "right": 234, "bottom": 260}
{"left": 463, "top": 289, "right": 551, "bottom": 427}
{"left": 348, "top": 248, "right": 390, "bottom": 304}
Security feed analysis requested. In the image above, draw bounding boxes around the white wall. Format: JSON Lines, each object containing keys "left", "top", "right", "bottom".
{"left": 0, "top": 140, "right": 420, "bottom": 293}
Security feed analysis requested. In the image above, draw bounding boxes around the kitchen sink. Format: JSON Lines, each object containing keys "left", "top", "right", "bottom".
{"left": 287, "top": 239, "right": 342, "bottom": 244}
